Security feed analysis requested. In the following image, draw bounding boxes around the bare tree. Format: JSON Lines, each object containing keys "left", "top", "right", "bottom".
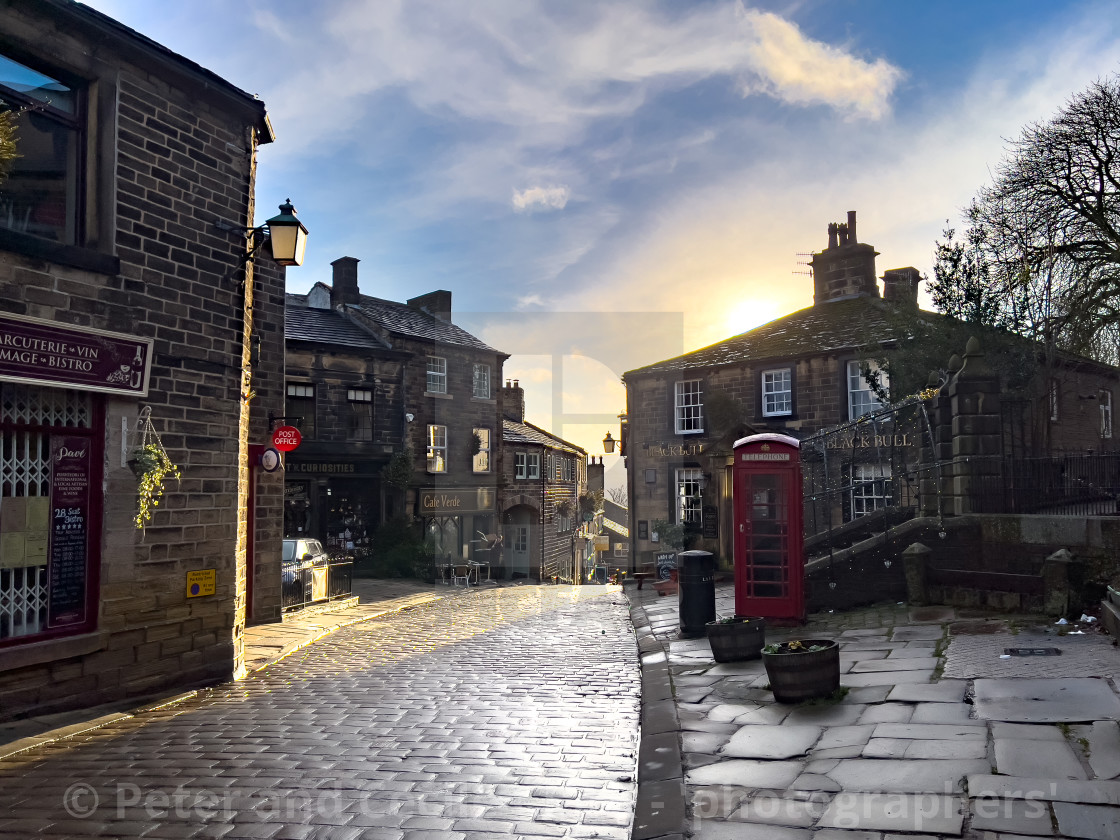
{"left": 606, "top": 485, "right": 628, "bottom": 506}
{"left": 964, "top": 76, "right": 1120, "bottom": 365}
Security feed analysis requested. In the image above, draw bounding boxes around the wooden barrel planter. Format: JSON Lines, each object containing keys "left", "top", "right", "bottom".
{"left": 705, "top": 616, "right": 766, "bottom": 662}
{"left": 762, "top": 639, "right": 840, "bottom": 703}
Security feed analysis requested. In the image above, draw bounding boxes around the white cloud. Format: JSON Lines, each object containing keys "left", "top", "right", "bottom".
{"left": 512, "top": 185, "right": 570, "bottom": 212}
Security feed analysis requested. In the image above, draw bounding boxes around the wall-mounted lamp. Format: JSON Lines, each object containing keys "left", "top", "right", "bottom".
{"left": 697, "top": 473, "right": 709, "bottom": 492}
{"left": 216, "top": 199, "right": 309, "bottom": 267}
{"left": 405, "top": 413, "right": 415, "bottom": 423}
{"left": 603, "top": 431, "right": 615, "bottom": 454}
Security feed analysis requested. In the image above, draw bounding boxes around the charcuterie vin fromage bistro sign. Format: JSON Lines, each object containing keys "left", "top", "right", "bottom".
{"left": 0, "top": 312, "right": 153, "bottom": 397}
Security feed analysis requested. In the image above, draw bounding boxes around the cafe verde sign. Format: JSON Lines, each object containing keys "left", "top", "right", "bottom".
{"left": 0, "top": 312, "right": 152, "bottom": 396}
{"left": 420, "top": 487, "right": 496, "bottom": 514}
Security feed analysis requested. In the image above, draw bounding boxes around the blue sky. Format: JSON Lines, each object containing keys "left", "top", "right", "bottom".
{"left": 82, "top": 0, "right": 1120, "bottom": 490}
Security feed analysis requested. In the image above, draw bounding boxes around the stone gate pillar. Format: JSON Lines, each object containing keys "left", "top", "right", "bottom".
{"left": 949, "top": 337, "right": 1002, "bottom": 515}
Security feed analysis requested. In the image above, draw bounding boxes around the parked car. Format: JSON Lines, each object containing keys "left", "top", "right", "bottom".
{"left": 282, "top": 538, "right": 330, "bottom": 608}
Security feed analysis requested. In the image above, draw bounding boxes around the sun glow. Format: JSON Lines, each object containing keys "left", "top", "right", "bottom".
{"left": 725, "top": 298, "right": 782, "bottom": 336}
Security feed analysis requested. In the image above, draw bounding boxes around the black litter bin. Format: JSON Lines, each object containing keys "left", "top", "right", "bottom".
{"left": 677, "top": 549, "right": 716, "bottom": 637}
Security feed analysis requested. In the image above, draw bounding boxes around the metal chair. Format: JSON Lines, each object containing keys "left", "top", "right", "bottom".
{"left": 450, "top": 564, "right": 471, "bottom": 586}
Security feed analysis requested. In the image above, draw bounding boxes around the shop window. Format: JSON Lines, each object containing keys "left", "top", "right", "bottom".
{"left": 1102, "top": 390, "right": 1113, "bottom": 439}
{"left": 426, "top": 357, "right": 447, "bottom": 394}
{"left": 347, "top": 388, "right": 372, "bottom": 439}
{"left": 0, "top": 52, "right": 82, "bottom": 247}
{"left": 427, "top": 424, "right": 447, "bottom": 473}
{"left": 762, "top": 368, "right": 792, "bottom": 417}
{"left": 286, "top": 382, "right": 316, "bottom": 439}
{"left": 675, "top": 468, "right": 702, "bottom": 525}
{"left": 638, "top": 520, "right": 648, "bottom": 540}
{"left": 847, "top": 361, "right": 886, "bottom": 420}
{"left": 473, "top": 363, "right": 490, "bottom": 399}
{"left": 615, "top": 543, "right": 629, "bottom": 558}
{"left": 1, "top": 385, "right": 97, "bottom": 645}
{"left": 472, "top": 427, "right": 490, "bottom": 473}
{"left": 674, "top": 380, "right": 703, "bottom": 434}
{"left": 851, "top": 463, "right": 891, "bottom": 518}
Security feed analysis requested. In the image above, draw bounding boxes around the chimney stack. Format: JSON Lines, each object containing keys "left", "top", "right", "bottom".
{"left": 407, "top": 290, "right": 453, "bottom": 322}
{"left": 502, "top": 379, "right": 525, "bottom": 423}
{"left": 882, "top": 267, "right": 921, "bottom": 307}
{"left": 330, "top": 257, "right": 361, "bottom": 307}
{"left": 810, "top": 210, "right": 879, "bottom": 305}
{"left": 587, "top": 456, "right": 604, "bottom": 494}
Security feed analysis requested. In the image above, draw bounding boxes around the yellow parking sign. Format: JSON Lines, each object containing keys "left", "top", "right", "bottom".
{"left": 186, "top": 569, "right": 216, "bottom": 598}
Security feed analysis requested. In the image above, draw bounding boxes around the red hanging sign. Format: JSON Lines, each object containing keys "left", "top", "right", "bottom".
{"left": 272, "top": 425, "right": 302, "bottom": 452}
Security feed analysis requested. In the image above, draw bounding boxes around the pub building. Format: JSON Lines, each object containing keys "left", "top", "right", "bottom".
{"left": 0, "top": 1, "right": 289, "bottom": 722}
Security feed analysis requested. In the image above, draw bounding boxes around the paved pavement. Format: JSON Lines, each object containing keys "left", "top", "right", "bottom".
{"left": 0, "top": 582, "right": 639, "bottom": 839}
{"left": 628, "top": 583, "right": 1120, "bottom": 840}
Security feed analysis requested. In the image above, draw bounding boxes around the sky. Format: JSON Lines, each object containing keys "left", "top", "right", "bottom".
{"left": 82, "top": 0, "right": 1120, "bottom": 495}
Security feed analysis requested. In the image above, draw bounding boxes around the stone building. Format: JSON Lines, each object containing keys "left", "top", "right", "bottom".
{"left": 0, "top": 1, "right": 288, "bottom": 720}
{"left": 285, "top": 259, "right": 508, "bottom": 569}
{"left": 499, "top": 380, "right": 588, "bottom": 582}
{"left": 620, "top": 211, "right": 1120, "bottom": 574}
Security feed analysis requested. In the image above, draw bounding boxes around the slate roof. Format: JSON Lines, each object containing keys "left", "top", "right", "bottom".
{"left": 285, "top": 303, "right": 390, "bottom": 350}
{"left": 502, "top": 419, "right": 586, "bottom": 456}
{"left": 351, "top": 297, "right": 501, "bottom": 353}
{"left": 625, "top": 296, "right": 947, "bottom": 378}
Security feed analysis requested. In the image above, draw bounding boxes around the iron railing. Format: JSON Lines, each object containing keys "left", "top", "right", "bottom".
{"left": 970, "top": 454, "right": 1120, "bottom": 516}
{"left": 281, "top": 555, "right": 354, "bottom": 613}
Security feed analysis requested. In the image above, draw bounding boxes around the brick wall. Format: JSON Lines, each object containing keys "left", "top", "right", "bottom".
{"left": 0, "top": 4, "right": 280, "bottom": 720}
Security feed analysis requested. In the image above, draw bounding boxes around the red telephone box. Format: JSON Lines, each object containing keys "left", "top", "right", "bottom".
{"left": 733, "top": 433, "right": 805, "bottom": 622}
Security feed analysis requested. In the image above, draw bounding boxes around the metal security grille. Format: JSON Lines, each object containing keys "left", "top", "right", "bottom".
{"left": 0, "top": 385, "right": 91, "bottom": 640}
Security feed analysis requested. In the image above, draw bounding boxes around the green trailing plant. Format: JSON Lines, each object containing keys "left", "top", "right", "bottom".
{"left": 555, "top": 498, "right": 574, "bottom": 518}
{"left": 579, "top": 490, "right": 604, "bottom": 521}
{"left": 470, "top": 431, "right": 483, "bottom": 456}
{"left": 382, "top": 445, "right": 414, "bottom": 490}
{"left": 130, "top": 408, "right": 182, "bottom": 529}
{"left": 0, "top": 107, "right": 19, "bottom": 185}
{"left": 651, "top": 518, "right": 686, "bottom": 550}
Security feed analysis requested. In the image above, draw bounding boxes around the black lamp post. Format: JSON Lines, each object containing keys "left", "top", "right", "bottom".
{"left": 603, "top": 431, "right": 615, "bottom": 454}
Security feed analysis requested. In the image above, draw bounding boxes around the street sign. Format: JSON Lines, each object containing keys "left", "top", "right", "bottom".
{"left": 272, "top": 425, "right": 302, "bottom": 452}
{"left": 593, "top": 536, "right": 610, "bottom": 551}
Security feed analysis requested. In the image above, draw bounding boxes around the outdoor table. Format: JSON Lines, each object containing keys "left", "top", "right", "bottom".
{"left": 469, "top": 560, "right": 490, "bottom": 584}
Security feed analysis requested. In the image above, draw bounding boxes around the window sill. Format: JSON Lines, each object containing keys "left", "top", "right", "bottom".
{"left": 0, "top": 229, "right": 120, "bottom": 276}
{"left": 471, "top": 397, "right": 496, "bottom": 404}
{"left": 676, "top": 430, "right": 705, "bottom": 436}
{"left": 0, "top": 630, "right": 107, "bottom": 673}
{"left": 425, "top": 392, "right": 453, "bottom": 400}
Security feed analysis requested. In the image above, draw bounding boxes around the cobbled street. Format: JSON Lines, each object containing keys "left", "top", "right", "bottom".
{"left": 0, "top": 586, "right": 640, "bottom": 840}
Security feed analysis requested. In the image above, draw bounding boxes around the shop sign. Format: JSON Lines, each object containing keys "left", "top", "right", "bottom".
{"left": 0, "top": 311, "right": 152, "bottom": 397}
{"left": 419, "top": 487, "right": 496, "bottom": 514}
{"left": 186, "top": 569, "right": 216, "bottom": 598}
{"left": 648, "top": 442, "right": 705, "bottom": 457}
{"left": 741, "top": 452, "right": 790, "bottom": 461}
{"left": 825, "top": 433, "right": 914, "bottom": 450}
{"left": 48, "top": 436, "right": 92, "bottom": 627}
{"left": 286, "top": 462, "right": 358, "bottom": 474}
{"left": 592, "top": 536, "right": 610, "bottom": 551}
{"left": 702, "top": 505, "right": 719, "bottom": 539}
{"left": 272, "top": 426, "right": 302, "bottom": 452}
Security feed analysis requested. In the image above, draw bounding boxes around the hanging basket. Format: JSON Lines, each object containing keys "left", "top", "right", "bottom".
{"left": 762, "top": 639, "right": 840, "bottom": 703}
{"left": 130, "top": 406, "right": 182, "bottom": 529}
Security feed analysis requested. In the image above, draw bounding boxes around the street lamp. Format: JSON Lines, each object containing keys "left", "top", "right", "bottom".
{"left": 263, "top": 199, "right": 309, "bottom": 266}
{"left": 602, "top": 431, "right": 615, "bottom": 453}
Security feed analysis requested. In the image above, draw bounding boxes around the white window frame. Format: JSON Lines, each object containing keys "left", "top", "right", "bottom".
{"left": 426, "top": 356, "right": 447, "bottom": 394}
{"left": 427, "top": 424, "right": 447, "bottom": 473}
{"left": 472, "top": 363, "right": 490, "bottom": 399}
{"left": 472, "top": 427, "right": 491, "bottom": 473}
{"left": 675, "top": 468, "right": 703, "bottom": 525}
{"left": 851, "top": 463, "right": 891, "bottom": 519}
{"left": 1102, "top": 390, "right": 1113, "bottom": 439}
{"left": 762, "top": 368, "right": 792, "bottom": 417}
{"left": 526, "top": 452, "right": 540, "bottom": 479}
{"left": 674, "top": 380, "right": 704, "bottom": 434}
{"left": 847, "top": 360, "right": 886, "bottom": 420}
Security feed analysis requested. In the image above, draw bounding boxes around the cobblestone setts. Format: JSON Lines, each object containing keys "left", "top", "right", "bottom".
{"left": 0, "top": 586, "right": 640, "bottom": 839}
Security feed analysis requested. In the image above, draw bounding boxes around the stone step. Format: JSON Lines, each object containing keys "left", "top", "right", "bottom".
{"left": 1100, "top": 595, "right": 1120, "bottom": 638}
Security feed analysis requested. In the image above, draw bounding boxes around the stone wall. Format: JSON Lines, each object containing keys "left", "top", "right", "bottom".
{"left": 0, "top": 4, "right": 280, "bottom": 720}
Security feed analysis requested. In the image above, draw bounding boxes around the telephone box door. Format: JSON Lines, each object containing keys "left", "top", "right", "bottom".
{"left": 733, "top": 434, "right": 804, "bottom": 621}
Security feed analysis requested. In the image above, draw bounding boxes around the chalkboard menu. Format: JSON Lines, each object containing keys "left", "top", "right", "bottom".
{"left": 702, "top": 505, "right": 719, "bottom": 539}
{"left": 656, "top": 551, "right": 677, "bottom": 581}
{"left": 48, "top": 436, "right": 92, "bottom": 627}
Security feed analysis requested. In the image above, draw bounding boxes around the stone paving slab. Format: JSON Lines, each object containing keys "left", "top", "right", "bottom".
{"left": 826, "top": 759, "right": 990, "bottom": 793}
{"left": 995, "top": 737, "right": 1088, "bottom": 780}
{"left": 969, "top": 796, "right": 1056, "bottom": 835}
{"left": 974, "top": 678, "right": 1120, "bottom": 723}
{"left": 841, "top": 670, "right": 936, "bottom": 687}
{"left": 729, "top": 791, "right": 829, "bottom": 826}
{"left": 886, "top": 681, "right": 969, "bottom": 703}
{"left": 816, "top": 792, "right": 965, "bottom": 835}
{"left": 871, "top": 723, "right": 986, "bottom": 740}
{"left": 685, "top": 759, "right": 805, "bottom": 789}
{"left": 1053, "top": 801, "right": 1120, "bottom": 840}
{"left": 1077, "top": 722, "right": 1120, "bottom": 781}
{"left": 849, "top": 657, "right": 940, "bottom": 673}
{"left": 721, "top": 726, "right": 822, "bottom": 759}
{"left": 967, "top": 775, "right": 1120, "bottom": 805}
{"left": 889, "top": 627, "right": 945, "bottom": 642}
{"left": 863, "top": 738, "right": 987, "bottom": 760}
